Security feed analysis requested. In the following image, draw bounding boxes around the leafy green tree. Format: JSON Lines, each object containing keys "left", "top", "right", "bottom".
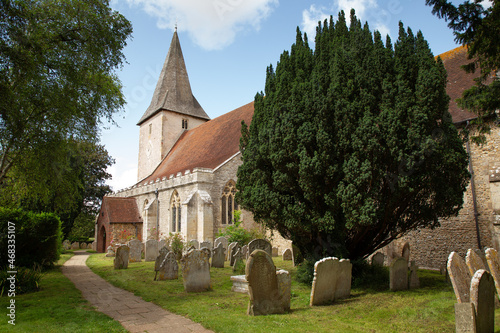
{"left": 236, "top": 11, "right": 470, "bottom": 262}
{"left": 426, "top": 0, "right": 500, "bottom": 139}
{"left": 0, "top": 0, "right": 132, "bottom": 182}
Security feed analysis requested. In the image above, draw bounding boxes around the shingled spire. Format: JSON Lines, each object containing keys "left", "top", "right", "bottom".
{"left": 137, "top": 30, "right": 209, "bottom": 125}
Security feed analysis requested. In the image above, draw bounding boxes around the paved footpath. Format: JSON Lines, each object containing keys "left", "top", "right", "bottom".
{"left": 61, "top": 251, "right": 213, "bottom": 333}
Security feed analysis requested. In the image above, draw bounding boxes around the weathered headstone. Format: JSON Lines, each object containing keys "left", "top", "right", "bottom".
{"left": 214, "top": 236, "right": 228, "bottom": 259}
{"left": 248, "top": 238, "right": 272, "bottom": 258}
{"left": 114, "top": 245, "right": 130, "bottom": 269}
{"left": 189, "top": 239, "right": 199, "bottom": 249}
{"left": 466, "top": 248, "right": 488, "bottom": 277}
{"left": 127, "top": 239, "right": 142, "bottom": 262}
{"left": 232, "top": 248, "right": 244, "bottom": 273}
{"left": 92, "top": 241, "right": 97, "bottom": 251}
{"left": 180, "top": 249, "right": 211, "bottom": 292}
{"left": 231, "top": 275, "right": 248, "bottom": 293}
{"left": 310, "top": 257, "right": 340, "bottom": 306}
{"left": 448, "top": 251, "right": 472, "bottom": 303}
{"left": 455, "top": 303, "right": 476, "bottom": 333}
{"left": 276, "top": 270, "right": 291, "bottom": 311}
{"left": 272, "top": 247, "right": 278, "bottom": 257}
{"left": 401, "top": 242, "right": 410, "bottom": 262}
{"left": 200, "top": 247, "right": 211, "bottom": 267}
{"left": 485, "top": 247, "right": 500, "bottom": 299}
{"left": 155, "top": 247, "right": 170, "bottom": 272}
{"left": 145, "top": 239, "right": 159, "bottom": 262}
{"left": 158, "top": 239, "right": 166, "bottom": 251}
{"left": 105, "top": 246, "right": 115, "bottom": 257}
{"left": 80, "top": 243, "right": 87, "bottom": 249}
{"left": 211, "top": 242, "right": 225, "bottom": 268}
{"left": 200, "top": 241, "right": 211, "bottom": 252}
{"left": 227, "top": 242, "right": 238, "bottom": 262}
{"left": 282, "top": 248, "right": 293, "bottom": 261}
{"left": 246, "top": 250, "right": 285, "bottom": 316}
{"left": 230, "top": 244, "right": 241, "bottom": 266}
{"left": 470, "top": 269, "right": 495, "bottom": 333}
{"left": 389, "top": 257, "right": 408, "bottom": 291}
{"left": 63, "top": 240, "right": 71, "bottom": 250}
{"left": 71, "top": 242, "right": 80, "bottom": 250}
{"left": 241, "top": 245, "right": 248, "bottom": 258}
{"left": 335, "top": 259, "right": 352, "bottom": 299}
{"left": 371, "top": 252, "right": 385, "bottom": 266}
{"left": 409, "top": 261, "right": 420, "bottom": 289}
{"left": 159, "top": 252, "right": 178, "bottom": 280}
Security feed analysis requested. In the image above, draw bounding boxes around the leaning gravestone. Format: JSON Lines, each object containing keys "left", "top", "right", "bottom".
{"left": 485, "top": 248, "right": 500, "bottom": 299}
{"left": 145, "top": 239, "right": 159, "bottom": 262}
{"left": 282, "top": 248, "right": 293, "bottom": 261}
{"left": 470, "top": 269, "right": 495, "bottom": 333}
{"left": 334, "top": 259, "right": 352, "bottom": 299}
{"left": 105, "top": 246, "right": 115, "bottom": 257}
{"left": 246, "top": 250, "right": 285, "bottom": 316}
{"left": 114, "top": 245, "right": 130, "bottom": 269}
{"left": 230, "top": 245, "right": 241, "bottom": 266}
{"left": 409, "top": 261, "right": 420, "bottom": 289}
{"left": 127, "top": 239, "right": 142, "bottom": 262}
{"left": 155, "top": 247, "right": 170, "bottom": 273}
{"left": 159, "top": 252, "right": 178, "bottom": 280}
{"left": 310, "top": 257, "right": 340, "bottom": 306}
{"left": 227, "top": 242, "right": 238, "bottom": 262}
{"left": 371, "top": 252, "right": 385, "bottom": 266}
{"left": 448, "top": 251, "right": 472, "bottom": 303}
{"left": 180, "top": 249, "right": 211, "bottom": 292}
{"left": 389, "top": 257, "right": 408, "bottom": 291}
{"left": 248, "top": 239, "right": 272, "bottom": 258}
{"left": 466, "top": 248, "right": 488, "bottom": 277}
{"left": 211, "top": 242, "right": 225, "bottom": 268}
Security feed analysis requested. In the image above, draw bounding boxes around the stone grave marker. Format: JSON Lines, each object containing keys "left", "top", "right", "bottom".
{"left": 248, "top": 238, "right": 272, "bottom": 258}
{"left": 211, "top": 242, "right": 225, "bottom": 268}
{"left": 81, "top": 243, "right": 88, "bottom": 249}
{"left": 282, "top": 248, "right": 293, "bottom": 261}
{"left": 214, "top": 236, "right": 228, "bottom": 259}
{"left": 92, "top": 241, "right": 97, "bottom": 251}
{"left": 401, "top": 242, "right": 410, "bottom": 262}
{"left": 455, "top": 303, "right": 476, "bottom": 333}
{"left": 155, "top": 247, "right": 170, "bottom": 273}
{"left": 230, "top": 275, "right": 248, "bottom": 293}
{"left": 470, "top": 269, "right": 495, "bottom": 333}
{"left": 71, "top": 242, "right": 80, "bottom": 250}
{"left": 63, "top": 240, "right": 71, "bottom": 250}
{"left": 485, "top": 248, "right": 500, "bottom": 299}
{"left": 371, "top": 252, "right": 385, "bottom": 266}
{"left": 276, "top": 270, "right": 291, "bottom": 311}
{"left": 448, "top": 251, "right": 471, "bottom": 303}
{"left": 189, "top": 239, "right": 199, "bottom": 249}
{"left": 310, "top": 257, "right": 340, "bottom": 306}
{"left": 409, "top": 261, "right": 420, "bottom": 289}
{"left": 246, "top": 249, "right": 285, "bottom": 316}
{"left": 105, "top": 246, "right": 115, "bottom": 257}
{"left": 233, "top": 248, "right": 245, "bottom": 274}
{"left": 145, "top": 239, "right": 159, "bottom": 262}
{"left": 466, "top": 248, "right": 488, "bottom": 277}
{"left": 227, "top": 242, "right": 238, "bottom": 262}
{"left": 272, "top": 247, "right": 278, "bottom": 257}
{"left": 127, "top": 239, "right": 142, "bottom": 262}
{"left": 114, "top": 245, "right": 130, "bottom": 269}
{"left": 335, "top": 259, "right": 352, "bottom": 299}
{"left": 389, "top": 257, "right": 408, "bottom": 291}
{"left": 158, "top": 239, "right": 166, "bottom": 251}
{"left": 230, "top": 244, "right": 241, "bottom": 266}
{"left": 159, "top": 251, "right": 178, "bottom": 280}
{"left": 200, "top": 241, "right": 212, "bottom": 252}
{"left": 200, "top": 247, "right": 211, "bottom": 266}
{"left": 241, "top": 245, "right": 248, "bottom": 258}
{"left": 180, "top": 249, "right": 211, "bottom": 292}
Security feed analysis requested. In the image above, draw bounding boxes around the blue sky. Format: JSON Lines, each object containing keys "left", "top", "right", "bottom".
{"left": 102, "top": 0, "right": 476, "bottom": 191}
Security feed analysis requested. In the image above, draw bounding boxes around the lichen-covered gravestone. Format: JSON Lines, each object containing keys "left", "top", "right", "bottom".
{"left": 227, "top": 242, "right": 238, "bottom": 263}
{"left": 282, "top": 248, "right": 293, "bottom": 261}
{"left": 310, "top": 257, "right": 340, "bottom": 306}
{"left": 276, "top": 270, "right": 291, "bottom": 311}
{"left": 401, "top": 242, "right": 410, "bottom": 262}
{"left": 485, "top": 248, "right": 500, "bottom": 299}
{"left": 230, "top": 244, "right": 241, "bottom": 266}
{"left": 246, "top": 249, "right": 285, "bottom": 316}
{"left": 248, "top": 239, "right": 272, "bottom": 258}
{"left": 335, "top": 259, "right": 352, "bottom": 299}
{"left": 211, "top": 242, "right": 225, "bottom": 268}
{"left": 389, "top": 257, "right": 408, "bottom": 291}
{"left": 180, "top": 249, "right": 211, "bottom": 292}
{"left": 189, "top": 239, "right": 199, "bottom": 249}
{"left": 145, "top": 239, "right": 159, "bottom": 262}
{"left": 466, "top": 248, "right": 488, "bottom": 277}
{"left": 409, "top": 261, "right": 420, "bottom": 289}
{"left": 200, "top": 241, "right": 211, "bottom": 252}
{"left": 232, "top": 248, "right": 244, "bottom": 273}
{"left": 214, "top": 236, "right": 228, "bottom": 259}
{"left": 114, "top": 245, "right": 130, "bottom": 269}
{"left": 105, "top": 246, "right": 115, "bottom": 257}
{"left": 447, "top": 251, "right": 472, "bottom": 303}
{"left": 371, "top": 252, "right": 385, "bottom": 266}
{"left": 155, "top": 247, "right": 170, "bottom": 273}
{"left": 127, "top": 239, "right": 142, "bottom": 262}
{"left": 71, "top": 242, "right": 80, "bottom": 250}
{"left": 470, "top": 269, "right": 495, "bottom": 333}
{"left": 159, "top": 252, "right": 178, "bottom": 280}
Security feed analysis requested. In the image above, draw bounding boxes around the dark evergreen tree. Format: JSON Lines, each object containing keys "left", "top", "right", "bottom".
{"left": 237, "top": 11, "right": 470, "bottom": 261}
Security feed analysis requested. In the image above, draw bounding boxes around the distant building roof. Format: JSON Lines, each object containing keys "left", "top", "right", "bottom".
{"left": 101, "top": 197, "right": 143, "bottom": 223}
{"left": 137, "top": 30, "right": 209, "bottom": 125}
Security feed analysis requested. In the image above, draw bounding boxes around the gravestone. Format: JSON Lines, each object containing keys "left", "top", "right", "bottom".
{"left": 230, "top": 245, "right": 241, "bottom": 266}
{"left": 389, "top": 257, "right": 408, "bottom": 291}
{"left": 485, "top": 248, "right": 500, "bottom": 298}
{"left": 334, "top": 259, "right": 352, "bottom": 299}
{"left": 155, "top": 247, "right": 170, "bottom": 272}
{"left": 159, "top": 252, "right": 178, "bottom": 280}
{"left": 401, "top": 242, "right": 410, "bottom": 262}
{"left": 371, "top": 252, "right": 385, "bottom": 266}
{"left": 63, "top": 240, "right": 71, "bottom": 250}
{"left": 310, "top": 257, "right": 340, "bottom": 306}
{"left": 158, "top": 239, "right": 166, "bottom": 251}
{"left": 241, "top": 245, "right": 248, "bottom": 258}
{"left": 246, "top": 250, "right": 285, "bottom": 316}
{"left": 248, "top": 238, "right": 272, "bottom": 258}
{"left": 470, "top": 269, "right": 495, "bottom": 333}
{"left": 71, "top": 242, "right": 80, "bottom": 250}
{"left": 80, "top": 243, "right": 87, "bottom": 249}
{"left": 92, "top": 241, "right": 97, "bottom": 251}
{"left": 200, "top": 241, "right": 211, "bottom": 252}
{"left": 145, "top": 239, "right": 159, "bottom": 262}
{"left": 276, "top": 270, "right": 291, "bottom": 311}
{"left": 227, "top": 242, "right": 238, "bottom": 262}
{"left": 214, "top": 236, "right": 228, "bottom": 259}
{"left": 466, "top": 248, "right": 488, "bottom": 277}
{"left": 114, "top": 245, "right": 130, "bottom": 269}
{"left": 448, "top": 251, "right": 472, "bottom": 303}
{"left": 409, "top": 261, "right": 420, "bottom": 289}
{"left": 455, "top": 303, "right": 476, "bottom": 333}
{"left": 231, "top": 275, "right": 248, "bottom": 293}
{"left": 189, "top": 239, "right": 199, "bottom": 249}
{"left": 105, "top": 246, "right": 115, "bottom": 257}
{"left": 272, "top": 247, "right": 278, "bottom": 257}
{"left": 200, "top": 247, "right": 211, "bottom": 267}
{"left": 282, "top": 248, "right": 293, "bottom": 261}
{"left": 127, "top": 239, "right": 142, "bottom": 262}
{"left": 180, "top": 249, "right": 211, "bottom": 292}
{"left": 211, "top": 242, "right": 225, "bottom": 268}
{"left": 232, "top": 248, "right": 245, "bottom": 273}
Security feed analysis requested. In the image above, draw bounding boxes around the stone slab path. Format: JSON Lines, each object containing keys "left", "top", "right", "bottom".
{"left": 61, "top": 251, "right": 213, "bottom": 333}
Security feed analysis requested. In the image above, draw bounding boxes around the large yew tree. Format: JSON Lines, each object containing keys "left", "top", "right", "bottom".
{"left": 236, "top": 11, "right": 470, "bottom": 261}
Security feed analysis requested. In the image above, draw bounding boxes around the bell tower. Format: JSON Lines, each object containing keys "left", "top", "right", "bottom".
{"left": 137, "top": 29, "right": 210, "bottom": 181}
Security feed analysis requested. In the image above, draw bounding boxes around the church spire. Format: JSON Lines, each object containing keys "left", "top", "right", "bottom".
{"left": 137, "top": 30, "right": 209, "bottom": 125}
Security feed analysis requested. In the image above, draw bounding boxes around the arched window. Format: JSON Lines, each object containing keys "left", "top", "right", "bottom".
{"left": 221, "top": 180, "right": 238, "bottom": 224}
{"left": 171, "top": 191, "right": 181, "bottom": 232}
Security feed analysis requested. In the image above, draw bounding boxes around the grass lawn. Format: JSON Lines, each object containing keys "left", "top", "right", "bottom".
{"left": 87, "top": 253, "right": 500, "bottom": 333}
{"left": 0, "top": 252, "right": 127, "bottom": 333}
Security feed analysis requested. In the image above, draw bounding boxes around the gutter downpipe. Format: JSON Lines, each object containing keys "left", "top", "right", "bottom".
{"left": 155, "top": 188, "right": 160, "bottom": 240}
{"left": 465, "top": 120, "right": 482, "bottom": 249}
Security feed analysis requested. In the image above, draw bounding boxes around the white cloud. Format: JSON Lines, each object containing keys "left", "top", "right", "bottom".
{"left": 482, "top": 0, "right": 493, "bottom": 9}
{"left": 302, "top": 5, "right": 330, "bottom": 39}
{"left": 107, "top": 162, "right": 138, "bottom": 192}
{"left": 125, "top": 0, "right": 278, "bottom": 50}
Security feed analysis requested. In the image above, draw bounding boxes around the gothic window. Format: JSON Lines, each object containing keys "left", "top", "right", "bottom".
{"left": 182, "top": 119, "right": 188, "bottom": 129}
{"left": 149, "top": 123, "right": 152, "bottom": 134}
{"left": 171, "top": 191, "right": 181, "bottom": 232}
{"left": 221, "top": 180, "right": 238, "bottom": 224}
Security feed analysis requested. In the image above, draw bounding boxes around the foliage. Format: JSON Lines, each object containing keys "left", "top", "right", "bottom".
{"left": 295, "top": 259, "right": 316, "bottom": 285}
{"left": 217, "top": 210, "right": 266, "bottom": 246}
{"left": 237, "top": 11, "right": 470, "bottom": 262}
{"left": 0, "top": 265, "right": 43, "bottom": 296}
{"left": 67, "top": 212, "right": 96, "bottom": 241}
{"left": 351, "top": 259, "right": 389, "bottom": 290}
{"left": 426, "top": 0, "right": 500, "bottom": 141}
{"left": 0, "top": 207, "right": 62, "bottom": 268}
{"left": 165, "top": 232, "right": 185, "bottom": 258}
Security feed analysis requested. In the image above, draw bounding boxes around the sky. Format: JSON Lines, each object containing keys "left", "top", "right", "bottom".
{"left": 101, "top": 0, "right": 483, "bottom": 191}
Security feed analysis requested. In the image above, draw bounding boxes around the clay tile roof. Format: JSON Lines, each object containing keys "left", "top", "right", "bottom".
{"left": 437, "top": 45, "right": 479, "bottom": 124}
{"left": 141, "top": 101, "right": 254, "bottom": 184}
{"left": 102, "top": 197, "right": 143, "bottom": 223}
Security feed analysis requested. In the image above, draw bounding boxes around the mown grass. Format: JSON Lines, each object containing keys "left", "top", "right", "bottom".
{"left": 88, "top": 253, "right": 500, "bottom": 333}
{"left": 0, "top": 252, "right": 127, "bottom": 333}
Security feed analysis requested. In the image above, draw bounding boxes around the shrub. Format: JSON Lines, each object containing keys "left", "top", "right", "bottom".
{"left": 295, "top": 259, "right": 316, "bottom": 285}
{"left": 165, "top": 233, "right": 185, "bottom": 259}
{"left": 0, "top": 207, "right": 62, "bottom": 268}
{"left": 351, "top": 259, "right": 389, "bottom": 290}
{"left": 217, "top": 210, "right": 266, "bottom": 246}
{"left": 0, "top": 265, "right": 44, "bottom": 296}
